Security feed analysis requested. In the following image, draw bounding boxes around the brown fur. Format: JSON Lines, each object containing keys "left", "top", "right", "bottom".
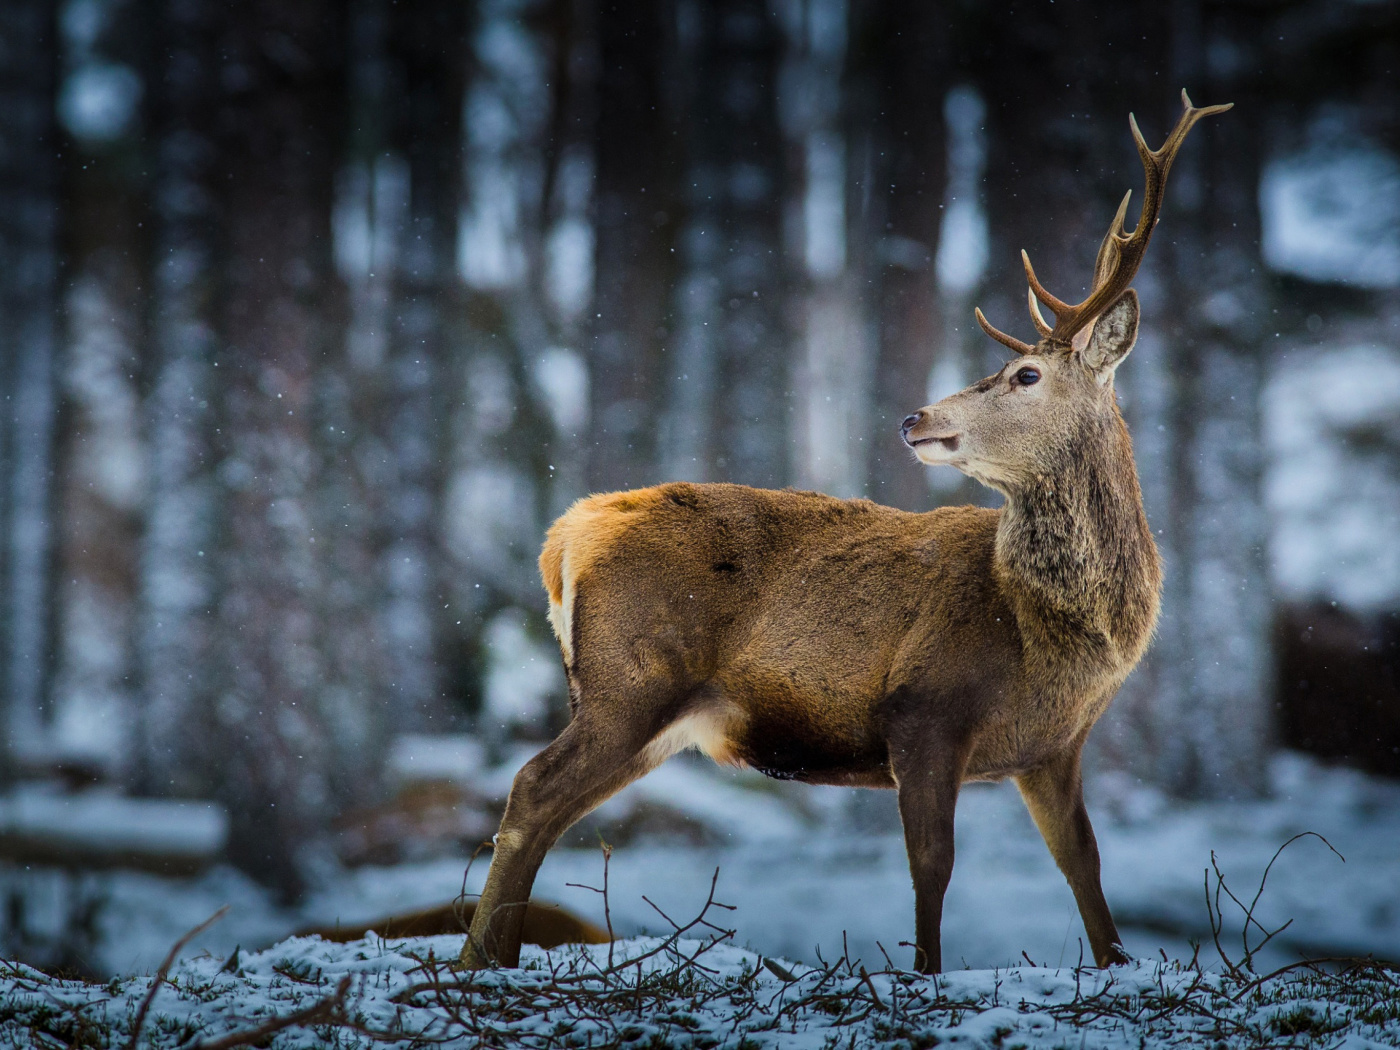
{"left": 460, "top": 190, "right": 1177, "bottom": 976}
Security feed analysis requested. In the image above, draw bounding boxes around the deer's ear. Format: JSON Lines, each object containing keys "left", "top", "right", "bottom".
{"left": 1082, "top": 289, "right": 1139, "bottom": 384}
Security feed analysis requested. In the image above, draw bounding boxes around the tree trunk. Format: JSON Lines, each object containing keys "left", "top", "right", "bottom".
{"left": 0, "top": 0, "right": 61, "bottom": 770}
{"left": 207, "top": 0, "right": 348, "bottom": 897}
{"left": 589, "top": 0, "right": 677, "bottom": 491}
{"left": 380, "top": 0, "right": 467, "bottom": 733}
{"left": 848, "top": 0, "right": 949, "bottom": 510}
{"left": 784, "top": 0, "right": 872, "bottom": 501}
{"left": 138, "top": 0, "right": 219, "bottom": 797}
{"left": 446, "top": 0, "right": 568, "bottom": 739}
{"left": 51, "top": 21, "right": 147, "bottom": 777}
{"left": 1149, "top": 3, "right": 1272, "bottom": 798}
{"left": 665, "top": 0, "right": 789, "bottom": 489}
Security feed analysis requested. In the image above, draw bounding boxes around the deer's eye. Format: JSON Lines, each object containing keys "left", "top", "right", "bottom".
{"left": 1015, "top": 367, "right": 1041, "bottom": 386}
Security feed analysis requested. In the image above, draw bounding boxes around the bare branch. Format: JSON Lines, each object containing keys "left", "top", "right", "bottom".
{"left": 127, "top": 905, "right": 229, "bottom": 1050}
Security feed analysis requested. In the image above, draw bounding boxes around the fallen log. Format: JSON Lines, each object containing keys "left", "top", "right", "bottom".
{"left": 298, "top": 899, "right": 609, "bottom": 948}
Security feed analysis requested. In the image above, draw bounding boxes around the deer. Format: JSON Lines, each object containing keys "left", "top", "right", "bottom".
{"left": 459, "top": 91, "right": 1230, "bottom": 974}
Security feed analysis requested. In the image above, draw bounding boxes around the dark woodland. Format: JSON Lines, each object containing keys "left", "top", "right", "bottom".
{"left": 0, "top": 0, "right": 1397, "bottom": 923}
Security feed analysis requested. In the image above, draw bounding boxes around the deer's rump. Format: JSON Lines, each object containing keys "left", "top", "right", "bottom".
{"left": 540, "top": 483, "right": 1023, "bottom": 784}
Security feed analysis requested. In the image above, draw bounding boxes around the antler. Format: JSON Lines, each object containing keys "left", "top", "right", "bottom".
{"left": 974, "top": 90, "right": 1232, "bottom": 354}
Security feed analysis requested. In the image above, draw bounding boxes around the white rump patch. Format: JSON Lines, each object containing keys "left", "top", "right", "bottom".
{"left": 642, "top": 704, "right": 746, "bottom": 769}
{"left": 547, "top": 551, "right": 576, "bottom": 663}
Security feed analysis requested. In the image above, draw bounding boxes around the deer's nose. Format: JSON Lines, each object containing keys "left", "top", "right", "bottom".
{"left": 901, "top": 412, "right": 924, "bottom": 436}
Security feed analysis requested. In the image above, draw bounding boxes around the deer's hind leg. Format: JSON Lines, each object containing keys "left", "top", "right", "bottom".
{"left": 459, "top": 691, "right": 685, "bottom": 969}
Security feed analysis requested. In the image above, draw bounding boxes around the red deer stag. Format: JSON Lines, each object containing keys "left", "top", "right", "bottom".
{"left": 460, "top": 91, "right": 1230, "bottom": 973}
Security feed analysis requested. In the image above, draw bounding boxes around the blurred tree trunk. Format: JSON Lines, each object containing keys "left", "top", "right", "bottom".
{"left": 0, "top": 0, "right": 61, "bottom": 769}
{"left": 447, "top": 0, "right": 569, "bottom": 740}
{"left": 589, "top": 0, "right": 676, "bottom": 491}
{"left": 666, "top": 0, "right": 789, "bottom": 489}
{"left": 138, "top": 0, "right": 218, "bottom": 797}
{"left": 380, "top": 0, "right": 467, "bottom": 733}
{"left": 1147, "top": 4, "right": 1273, "bottom": 798}
{"left": 50, "top": 4, "right": 148, "bottom": 779}
{"left": 207, "top": 0, "right": 349, "bottom": 897}
{"left": 848, "top": 0, "right": 948, "bottom": 510}
{"left": 784, "top": 0, "right": 872, "bottom": 501}
{"left": 537, "top": 0, "right": 595, "bottom": 521}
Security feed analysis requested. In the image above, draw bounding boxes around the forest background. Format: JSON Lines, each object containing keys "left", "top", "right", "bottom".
{"left": 0, "top": 0, "right": 1397, "bottom": 926}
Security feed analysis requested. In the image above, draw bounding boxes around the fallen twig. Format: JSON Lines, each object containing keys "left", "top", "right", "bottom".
{"left": 126, "top": 905, "right": 229, "bottom": 1050}
{"left": 188, "top": 974, "right": 352, "bottom": 1050}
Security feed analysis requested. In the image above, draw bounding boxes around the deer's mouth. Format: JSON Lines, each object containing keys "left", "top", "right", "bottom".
{"left": 906, "top": 433, "right": 960, "bottom": 453}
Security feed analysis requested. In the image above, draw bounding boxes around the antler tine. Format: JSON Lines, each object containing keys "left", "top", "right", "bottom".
{"left": 1021, "top": 250, "right": 1070, "bottom": 315}
{"left": 1027, "top": 286, "right": 1054, "bottom": 338}
{"left": 1090, "top": 190, "right": 1133, "bottom": 291}
{"left": 975, "top": 307, "right": 1035, "bottom": 355}
{"left": 1041, "top": 91, "right": 1232, "bottom": 346}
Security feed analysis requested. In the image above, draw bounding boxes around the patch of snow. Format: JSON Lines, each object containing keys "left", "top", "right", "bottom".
{"left": 0, "top": 788, "right": 227, "bottom": 861}
{"left": 592, "top": 759, "right": 809, "bottom": 843}
{"left": 458, "top": 158, "right": 527, "bottom": 289}
{"left": 442, "top": 463, "right": 534, "bottom": 570}
{"left": 59, "top": 62, "right": 142, "bottom": 144}
{"left": 385, "top": 734, "right": 487, "bottom": 787}
{"left": 4, "top": 753, "right": 1396, "bottom": 994}
{"left": 1260, "top": 120, "right": 1400, "bottom": 288}
{"left": 481, "top": 608, "right": 565, "bottom": 729}
{"left": 936, "top": 85, "right": 989, "bottom": 296}
{"left": 1264, "top": 342, "right": 1400, "bottom": 609}
{"left": 544, "top": 218, "right": 594, "bottom": 317}
{"left": 531, "top": 346, "right": 590, "bottom": 435}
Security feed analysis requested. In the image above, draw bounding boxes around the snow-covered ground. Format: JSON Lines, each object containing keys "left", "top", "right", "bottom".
{"left": 5, "top": 928, "right": 1398, "bottom": 1048}
{"left": 9, "top": 749, "right": 1394, "bottom": 984}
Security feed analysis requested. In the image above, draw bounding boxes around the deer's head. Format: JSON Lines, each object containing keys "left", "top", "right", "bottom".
{"left": 902, "top": 91, "right": 1230, "bottom": 493}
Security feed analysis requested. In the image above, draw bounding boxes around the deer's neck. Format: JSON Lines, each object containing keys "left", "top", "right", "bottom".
{"left": 995, "top": 407, "right": 1161, "bottom": 671}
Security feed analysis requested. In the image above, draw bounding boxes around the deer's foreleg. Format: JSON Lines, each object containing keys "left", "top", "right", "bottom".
{"left": 890, "top": 733, "right": 971, "bottom": 974}
{"left": 459, "top": 708, "right": 665, "bottom": 969}
{"left": 1014, "top": 745, "right": 1128, "bottom": 967}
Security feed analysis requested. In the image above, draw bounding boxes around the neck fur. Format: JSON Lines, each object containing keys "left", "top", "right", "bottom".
{"left": 994, "top": 404, "right": 1161, "bottom": 669}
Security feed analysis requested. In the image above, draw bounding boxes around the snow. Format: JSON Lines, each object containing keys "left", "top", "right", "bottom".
{"left": 1260, "top": 140, "right": 1400, "bottom": 289}
{"left": 532, "top": 347, "right": 591, "bottom": 434}
{"left": 482, "top": 609, "right": 567, "bottom": 730}
{"left": 935, "top": 86, "right": 989, "bottom": 297}
{"left": 385, "top": 734, "right": 487, "bottom": 787}
{"left": 11, "top": 750, "right": 1394, "bottom": 988}
{"left": 0, "top": 787, "right": 227, "bottom": 862}
{"left": 58, "top": 62, "right": 142, "bottom": 144}
{"left": 1265, "top": 341, "right": 1400, "bottom": 609}
{"left": 4, "top": 927, "right": 1397, "bottom": 1048}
